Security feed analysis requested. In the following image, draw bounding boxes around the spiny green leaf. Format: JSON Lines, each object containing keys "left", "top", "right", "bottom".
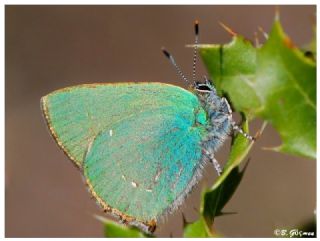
{"left": 256, "top": 21, "right": 316, "bottom": 158}
{"left": 199, "top": 20, "right": 316, "bottom": 159}
{"left": 203, "top": 166, "right": 246, "bottom": 226}
{"left": 95, "top": 215, "right": 149, "bottom": 238}
{"left": 183, "top": 218, "right": 212, "bottom": 237}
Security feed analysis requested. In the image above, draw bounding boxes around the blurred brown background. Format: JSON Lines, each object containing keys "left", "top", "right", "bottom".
{"left": 5, "top": 5, "right": 316, "bottom": 237}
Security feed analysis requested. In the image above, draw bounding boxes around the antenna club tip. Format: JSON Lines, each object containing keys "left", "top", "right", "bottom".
{"left": 161, "top": 47, "right": 170, "bottom": 58}
{"left": 194, "top": 20, "right": 199, "bottom": 35}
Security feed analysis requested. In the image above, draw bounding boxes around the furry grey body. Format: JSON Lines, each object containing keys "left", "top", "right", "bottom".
{"left": 198, "top": 89, "right": 233, "bottom": 158}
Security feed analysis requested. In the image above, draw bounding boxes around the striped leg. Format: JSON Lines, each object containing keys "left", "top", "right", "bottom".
{"left": 231, "top": 121, "right": 255, "bottom": 141}
{"left": 220, "top": 98, "right": 255, "bottom": 142}
{"left": 204, "top": 150, "right": 222, "bottom": 176}
{"left": 211, "top": 156, "right": 222, "bottom": 176}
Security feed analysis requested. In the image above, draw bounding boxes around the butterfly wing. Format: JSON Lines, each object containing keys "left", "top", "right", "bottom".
{"left": 84, "top": 108, "right": 208, "bottom": 224}
{"left": 41, "top": 83, "right": 202, "bottom": 167}
{"left": 41, "top": 83, "right": 209, "bottom": 229}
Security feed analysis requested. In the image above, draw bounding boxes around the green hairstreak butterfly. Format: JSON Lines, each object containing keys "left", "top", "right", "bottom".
{"left": 41, "top": 21, "right": 254, "bottom": 233}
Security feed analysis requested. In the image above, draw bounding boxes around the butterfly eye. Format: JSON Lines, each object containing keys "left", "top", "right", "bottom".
{"left": 194, "top": 83, "right": 212, "bottom": 93}
{"left": 197, "top": 85, "right": 211, "bottom": 91}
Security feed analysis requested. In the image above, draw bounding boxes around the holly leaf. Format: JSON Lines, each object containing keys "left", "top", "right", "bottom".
{"left": 199, "top": 20, "right": 316, "bottom": 159}
{"left": 183, "top": 218, "right": 212, "bottom": 237}
{"left": 203, "top": 165, "right": 247, "bottom": 226}
{"left": 95, "top": 215, "right": 150, "bottom": 238}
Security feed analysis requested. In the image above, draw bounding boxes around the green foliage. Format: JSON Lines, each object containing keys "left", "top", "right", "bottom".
{"left": 96, "top": 215, "right": 149, "bottom": 238}
{"left": 199, "top": 19, "right": 316, "bottom": 159}
{"left": 183, "top": 218, "right": 212, "bottom": 237}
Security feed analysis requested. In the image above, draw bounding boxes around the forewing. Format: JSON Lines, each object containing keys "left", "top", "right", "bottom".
{"left": 41, "top": 83, "right": 203, "bottom": 167}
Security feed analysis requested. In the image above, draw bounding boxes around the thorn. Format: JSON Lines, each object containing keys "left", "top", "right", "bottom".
{"left": 261, "top": 145, "right": 281, "bottom": 152}
{"left": 258, "top": 26, "right": 268, "bottom": 40}
{"left": 275, "top": 6, "right": 280, "bottom": 21}
{"left": 94, "top": 214, "right": 108, "bottom": 223}
{"left": 254, "top": 121, "right": 268, "bottom": 140}
{"left": 283, "top": 36, "right": 295, "bottom": 49}
{"left": 217, "top": 211, "right": 238, "bottom": 216}
{"left": 219, "top": 21, "right": 237, "bottom": 36}
{"left": 254, "top": 31, "right": 260, "bottom": 48}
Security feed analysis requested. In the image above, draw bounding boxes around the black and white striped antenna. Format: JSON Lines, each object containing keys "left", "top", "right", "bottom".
{"left": 161, "top": 47, "right": 189, "bottom": 84}
{"left": 192, "top": 20, "right": 199, "bottom": 83}
{"left": 162, "top": 20, "right": 200, "bottom": 85}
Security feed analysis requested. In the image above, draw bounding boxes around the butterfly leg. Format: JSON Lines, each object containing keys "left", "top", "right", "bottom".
{"left": 211, "top": 156, "right": 222, "bottom": 176}
{"left": 220, "top": 97, "right": 255, "bottom": 142}
{"left": 204, "top": 150, "right": 222, "bottom": 176}
{"left": 221, "top": 97, "right": 232, "bottom": 116}
{"left": 231, "top": 121, "right": 255, "bottom": 142}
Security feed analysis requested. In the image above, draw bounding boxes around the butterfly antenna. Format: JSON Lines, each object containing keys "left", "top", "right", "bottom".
{"left": 192, "top": 20, "right": 199, "bottom": 83}
{"left": 162, "top": 47, "right": 190, "bottom": 84}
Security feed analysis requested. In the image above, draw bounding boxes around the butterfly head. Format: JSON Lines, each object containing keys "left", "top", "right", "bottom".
{"left": 193, "top": 76, "right": 232, "bottom": 118}
{"left": 193, "top": 76, "right": 217, "bottom": 95}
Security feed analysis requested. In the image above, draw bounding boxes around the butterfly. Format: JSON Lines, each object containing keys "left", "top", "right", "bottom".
{"left": 41, "top": 20, "right": 254, "bottom": 233}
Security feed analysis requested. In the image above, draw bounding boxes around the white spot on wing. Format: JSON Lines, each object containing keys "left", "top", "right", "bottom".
{"left": 131, "top": 181, "right": 137, "bottom": 188}
{"left": 86, "top": 138, "right": 94, "bottom": 155}
{"left": 146, "top": 189, "right": 152, "bottom": 192}
{"left": 154, "top": 168, "right": 162, "bottom": 182}
{"left": 109, "top": 129, "right": 113, "bottom": 136}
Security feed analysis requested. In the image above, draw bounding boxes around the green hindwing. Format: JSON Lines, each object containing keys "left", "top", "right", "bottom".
{"left": 41, "top": 82, "right": 209, "bottom": 225}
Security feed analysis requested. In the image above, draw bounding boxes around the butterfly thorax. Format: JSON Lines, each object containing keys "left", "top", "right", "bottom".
{"left": 197, "top": 91, "right": 232, "bottom": 155}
